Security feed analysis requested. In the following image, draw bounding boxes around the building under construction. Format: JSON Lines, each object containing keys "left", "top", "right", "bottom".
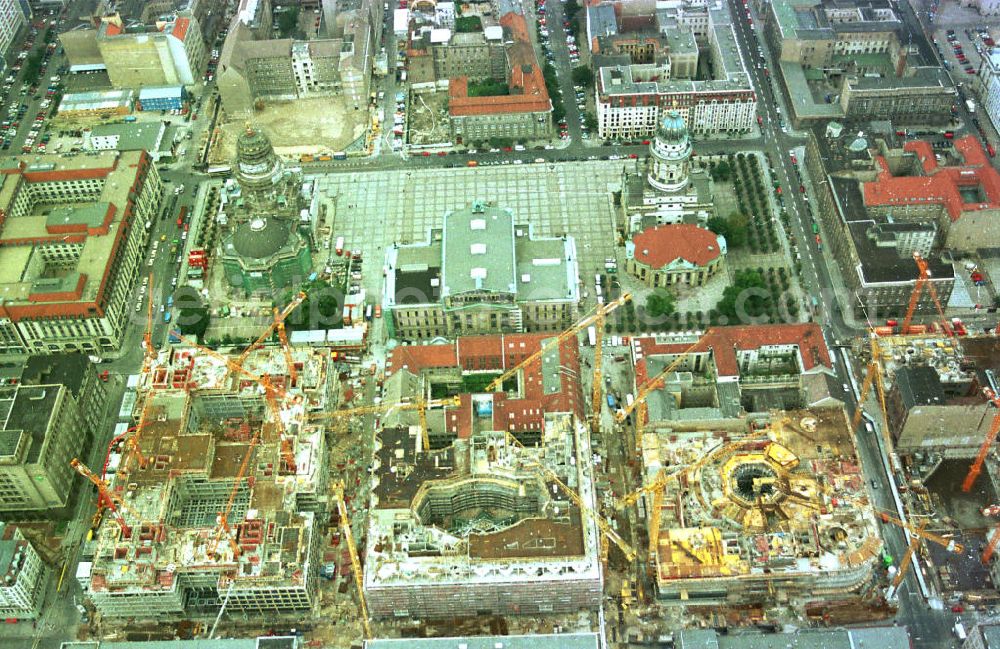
{"left": 78, "top": 345, "right": 334, "bottom": 619}
{"left": 637, "top": 408, "right": 881, "bottom": 604}
{"left": 364, "top": 334, "right": 601, "bottom": 618}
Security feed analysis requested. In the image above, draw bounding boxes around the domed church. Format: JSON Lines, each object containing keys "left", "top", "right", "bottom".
{"left": 621, "top": 110, "right": 716, "bottom": 233}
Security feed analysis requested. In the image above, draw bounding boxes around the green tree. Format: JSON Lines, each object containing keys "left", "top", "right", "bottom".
{"left": 715, "top": 270, "right": 771, "bottom": 324}
{"left": 565, "top": 0, "right": 581, "bottom": 20}
{"left": 177, "top": 306, "right": 210, "bottom": 340}
{"left": 277, "top": 7, "right": 300, "bottom": 38}
{"left": 22, "top": 50, "right": 43, "bottom": 81}
{"left": 488, "top": 136, "right": 514, "bottom": 148}
{"left": 641, "top": 290, "right": 676, "bottom": 330}
{"left": 552, "top": 103, "right": 566, "bottom": 125}
{"left": 710, "top": 160, "right": 732, "bottom": 181}
{"left": 583, "top": 111, "right": 598, "bottom": 131}
{"left": 468, "top": 78, "right": 509, "bottom": 97}
{"left": 571, "top": 66, "right": 594, "bottom": 86}
{"left": 707, "top": 212, "right": 749, "bottom": 248}
{"left": 455, "top": 15, "right": 482, "bottom": 32}
{"left": 284, "top": 280, "right": 344, "bottom": 332}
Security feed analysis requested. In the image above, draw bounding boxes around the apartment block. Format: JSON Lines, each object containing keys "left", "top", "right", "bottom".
{"left": 406, "top": 29, "right": 507, "bottom": 84}
{"left": 763, "top": 0, "right": 902, "bottom": 68}
{"left": 383, "top": 202, "right": 579, "bottom": 340}
{"left": 447, "top": 12, "right": 553, "bottom": 143}
{"left": 630, "top": 325, "right": 837, "bottom": 422}
{"left": 980, "top": 52, "right": 1000, "bottom": 139}
{"left": 0, "top": 0, "right": 26, "bottom": 74}
{"left": 887, "top": 364, "right": 989, "bottom": 458}
{"left": 217, "top": 0, "right": 375, "bottom": 115}
{"left": 0, "top": 150, "right": 163, "bottom": 357}
{"left": 840, "top": 68, "right": 956, "bottom": 125}
{"left": 592, "top": 1, "right": 756, "bottom": 139}
{"left": 0, "top": 383, "right": 87, "bottom": 514}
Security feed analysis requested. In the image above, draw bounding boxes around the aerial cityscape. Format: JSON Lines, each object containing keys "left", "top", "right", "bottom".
{"left": 5, "top": 0, "right": 1000, "bottom": 647}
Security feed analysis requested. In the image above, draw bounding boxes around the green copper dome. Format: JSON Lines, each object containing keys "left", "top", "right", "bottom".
{"left": 657, "top": 110, "right": 688, "bottom": 142}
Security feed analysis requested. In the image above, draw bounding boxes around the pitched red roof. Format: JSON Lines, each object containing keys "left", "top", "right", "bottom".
{"left": 862, "top": 135, "right": 1000, "bottom": 222}
{"left": 386, "top": 333, "right": 584, "bottom": 433}
{"left": 632, "top": 324, "right": 831, "bottom": 385}
{"left": 631, "top": 224, "right": 721, "bottom": 269}
{"left": 171, "top": 17, "right": 190, "bottom": 41}
{"left": 448, "top": 12, "right": 551, "bottom": 117}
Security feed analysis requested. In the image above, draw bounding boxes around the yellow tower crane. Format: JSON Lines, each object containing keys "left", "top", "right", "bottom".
{"left": 851, "top": 332, "right": 898, "bottom": 471}
{"left": 614, "top": 333, "right": 712, "bottom": 425}
{"left": 591, "top": 314, "right": 605, "bottom": 433}
{"left": 331, "top": 480, "right": 372, "bottom": 639}
{"left": 616, "top": 436, "right": 769, "bottom": 557}
{"left": 504, "top": 432, "right": 636, "bottom": 564}
{"left": 484, "top": 293, "right": 632, "bottom": 394}
{"left": 879, "top": 512, "right": 964, "bottom": 599}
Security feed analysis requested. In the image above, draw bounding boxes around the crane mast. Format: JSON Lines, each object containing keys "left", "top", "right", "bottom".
{"left": 485, "top": 293, "right": 631, "bottom": 394}
{"left": 71, "top": 458, "right": 132, "bottom": 538}
{"left": 615, "top": 334, "right": 711, "bottom": 423}
{"left": 591, "top": 315, "right": 604, "bottom": 432}
{"left": 963, "top": 387, "right": 1000, "bottom": 492}
{"left": 332, "top": 481, "right": 372, "bottom": 639}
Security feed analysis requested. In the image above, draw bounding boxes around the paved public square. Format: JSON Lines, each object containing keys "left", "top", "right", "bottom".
{"left": 311, "top": 160, "right": 630, "bottom": 303}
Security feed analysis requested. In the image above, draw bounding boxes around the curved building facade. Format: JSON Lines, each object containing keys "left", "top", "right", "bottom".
{"left": 647, "top": 110, "right": 692, "bottom": 193}
{"left": 220, "top": 217, "right": 312, "bottom": 294}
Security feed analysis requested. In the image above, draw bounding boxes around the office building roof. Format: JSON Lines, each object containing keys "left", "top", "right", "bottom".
{"left": 87, "top": 122, "right": 167, "bottom": 154}
{"left": 366, "top": 634, "right": 600, "bottom": 649}
{"left": 846, "top": 221, "right": 954, "bottom": 285}
{"left": 442, "top": 204, "right": 517, "bottom": 296}
{"left": 894, "top": 365, "right": 947, "bottom": 408}
{"left": 59, "top": 90, "right": 133, "bottom": 114}
{"left": 137, "top": 86, "right": 185, "bottom": 101}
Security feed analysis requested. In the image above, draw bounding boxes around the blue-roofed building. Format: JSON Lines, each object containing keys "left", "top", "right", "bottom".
{"left": 137, "top": 86, "right": 187, "bottom": 112}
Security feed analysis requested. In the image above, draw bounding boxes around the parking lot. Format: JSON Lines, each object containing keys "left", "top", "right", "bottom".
{"left": 0, "top": 17, "right": 64, "bottom": 155}
{"left": 932, "top": 25, "right": 996, "bottom": 81}
{"left": 532, "top": 0, "right": 590, "bottom": 142}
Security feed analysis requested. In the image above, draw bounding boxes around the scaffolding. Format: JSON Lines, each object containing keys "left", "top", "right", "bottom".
{"left": 81, "top": 347, "right": 331, "bottom": 620}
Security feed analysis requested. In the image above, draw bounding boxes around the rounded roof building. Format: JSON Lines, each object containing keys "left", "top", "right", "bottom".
{"left": 630, "top": 223, "right": 723, "bottom": 270}
{"left": 221, "top": 217, "right": 312, "bottom": 294}
{"left": 657, "top": 110, "right": 688, "bottom": 144}
{"left": 231, "top": 217, "right": 290, "bottom": 260}
{"left": 647, "top": 110, "right": 693, "bottom": 193}
{"left": 234, "top": 125, "right": 285, "bottom": 199}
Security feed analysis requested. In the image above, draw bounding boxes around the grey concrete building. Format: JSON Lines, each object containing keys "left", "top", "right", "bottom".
{"left": 840, "top": 68, "right": 958, "bottom": 125}
{"left": 0, "top": 383, "right": 89, "bottom": 514}
{"left": 217, "top": 16, "right": 371, "bottom": 115}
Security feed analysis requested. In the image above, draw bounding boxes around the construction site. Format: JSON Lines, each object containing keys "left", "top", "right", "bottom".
{"left": 840, "top": 255, "right": 1000, "bottom": 611}
{"left": 77, "top": 341, "right": 335, "bottom": 621}
{"left": 632, "top": 409, "right": 881, "bottom": 606}
{"left": 62, "top": 237, "right": 1000, "bottom": 645}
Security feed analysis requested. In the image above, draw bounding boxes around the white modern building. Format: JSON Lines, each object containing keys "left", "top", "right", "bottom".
{"left": 0, "top": 0, "right": 27, "bottom": 71}
{"left": 0, "top": 524, "right": 49, "bottom": 620}
{"left": 980, "top": 51, "right": 1000, "bottom": 135}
